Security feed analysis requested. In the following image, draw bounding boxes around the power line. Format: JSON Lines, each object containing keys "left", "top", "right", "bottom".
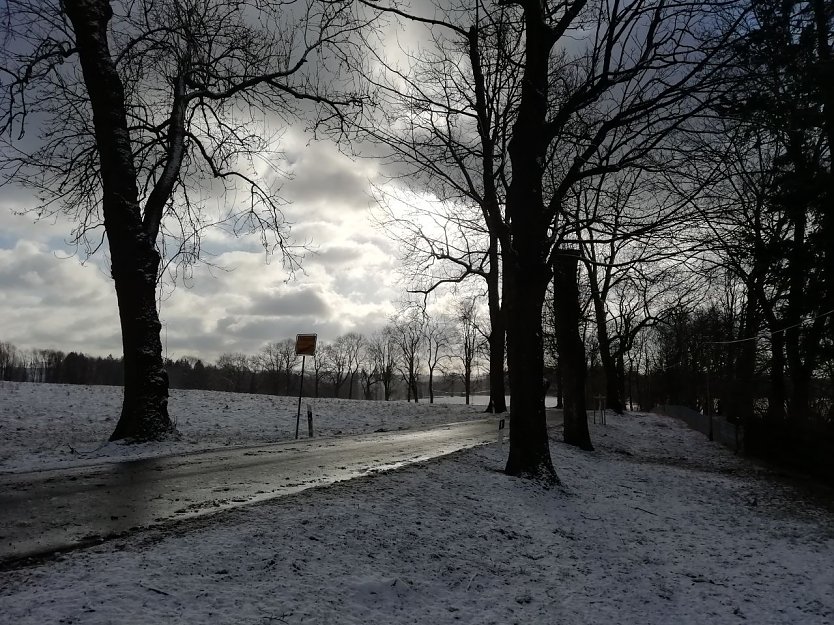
{"left": 646, "top": 308, "right": 834, "bottom": 372}
{"left": 702, "top": 308, "right": 834, "bottom": 346}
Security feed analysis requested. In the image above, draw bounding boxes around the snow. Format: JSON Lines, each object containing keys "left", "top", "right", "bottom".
{"left": 0, "top": 381, "right": 485, "bottom": 473}
{"left": 1, "top": 387, "right": 832, "bottom": 624}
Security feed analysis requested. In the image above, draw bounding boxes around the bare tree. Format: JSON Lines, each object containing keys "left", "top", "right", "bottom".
{"left": 572, "top": 168, "right": 701, "bottom": 414}
{"left": 391, "top": 310, "right": 424, "bottom": 402}
{"left": 217, "top": 352, "right": 251, "bottom": 393}
{"left": 255, "top": 342, "right": 283, "bottom": 394}
{"left": 0, "top": 342, "right": 23, "bottom": 381}
{"left": 366, "top": 327, "right": 398, "bottom": 400}
{"left": 495, "top": 0, "right": 741, "bottom": 477}
{"left": 423, "top": 313, "right": 451, "bottom": 403}
{"left": 454, "top": 297, "right": 481, "bottom": 405}
{"left": 310, "top": 343, "right": 329, "bottom": 399}
{"left": 358, "top": 0, "right": 522, "bottom": 414}
{"left": 0, "top": 0, "right": 369, "bottom": 441}
{"left": 276, "top": 338, "right": 300, "bottom": 395}
{"left": 341, "top": 332, "right": 365, "bottom": 400}
{"left": 322, "top": 341, "right": 347, "bottom": 398}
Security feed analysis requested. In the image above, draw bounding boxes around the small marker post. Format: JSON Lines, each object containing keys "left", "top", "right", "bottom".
{"left": 498, "top": 417, "right": 506, "bottom": 447}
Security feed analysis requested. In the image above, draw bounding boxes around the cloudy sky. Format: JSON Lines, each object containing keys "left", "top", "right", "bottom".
{"left": 0, "top": 130, "right": 412, "bottom": 361}
{"left": 0, "top": 0, "right": 490, "bottom": 363}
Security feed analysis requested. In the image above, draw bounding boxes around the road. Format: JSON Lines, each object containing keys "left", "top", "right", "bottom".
{"left": 0, "top": 416, "right": 524, "bottom": 565}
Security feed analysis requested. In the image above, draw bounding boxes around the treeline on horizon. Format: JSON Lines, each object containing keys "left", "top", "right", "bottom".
{"left": 0, "top": 324, "right": 495, "bottom": 403}
{"left": 0, "top": 344, "right": 491, "bottom": 403}
{"left": 5, "top": 297, "right": 831, "bottom": 420}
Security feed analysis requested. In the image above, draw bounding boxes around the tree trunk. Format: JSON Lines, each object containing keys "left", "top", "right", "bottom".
{"left": 734, "top": 299, "right": 758, "bottom": 427}
{"left": 554, "top": 358, "right": 564, "bottom": 408}
{"left": 768, "top": 330, "right": 787, "bottom": 423}
{"left": 429, "top": 369, "right": 434, "bottom": 403}
{"left": 410, "top": 367, "right": 419, "bottom": 403}
{"left": 554, "top": 250, "right": 593, "bottom": 451}
{"left": 616, "top": 352, "right": 626, "bottom": 411}
{"left": 589, "top": 279, "right": 623, "bottom": 413}
{"left": 504, "top": 257, "right": 555, "bottom": 477}
{"left": 65, "top": 0, "right": 174, "bottom": 442}
{"left": 502, "top": 6, "right": 557, "bottom": 479}
{"left": 485, "top": 234, "right": 508, "bottom": 413}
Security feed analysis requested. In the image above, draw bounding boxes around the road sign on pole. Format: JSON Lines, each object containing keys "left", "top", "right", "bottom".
{"left": 295, "top": 334, "right": 317, "bottom": 356}
{"left": 295, "top": 334, "right": 316, "bottom": 439}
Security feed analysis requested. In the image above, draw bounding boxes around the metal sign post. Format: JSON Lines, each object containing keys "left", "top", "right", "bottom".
{"left": 294, "top": 334, "right": 317, "bottom": 440}
{"left": 295, "top": 355, "right": 306, "bottom": 440}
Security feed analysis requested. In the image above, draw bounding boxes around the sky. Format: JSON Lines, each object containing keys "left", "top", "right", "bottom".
{"left": 0, "top": 0, "right": 492, "bottom": 363}
{"left": 0, "top": 131, "right": 411, "bottom": 361}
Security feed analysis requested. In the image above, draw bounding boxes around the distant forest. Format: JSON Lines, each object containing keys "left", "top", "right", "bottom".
{"left": 5, "top": 299, "right": 831, "bottom": 416}
{"left": 0, "top": 335, "right": 493, "bottom": 403}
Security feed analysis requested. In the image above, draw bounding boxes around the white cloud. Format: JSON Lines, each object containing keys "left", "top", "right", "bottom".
{"left": 0, "top": 131, "right": 478, "bottom": 363}
{"left": 0, "top": 239, "right": 121, "bottom": 355}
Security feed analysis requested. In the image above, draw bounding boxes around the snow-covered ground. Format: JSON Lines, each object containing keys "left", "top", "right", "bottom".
{"left": 0, "top": 382, "right": 484, "bottom": 473}
{"left": 1, "top": 403, "right": 832, "bottom": 624}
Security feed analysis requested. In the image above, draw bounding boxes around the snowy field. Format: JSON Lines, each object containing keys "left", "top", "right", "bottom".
{"left": 0, "top": 381, "right": 484, "bottom": 473}
{"left": 1, "top": 407, "right": 832, "bottom": 624}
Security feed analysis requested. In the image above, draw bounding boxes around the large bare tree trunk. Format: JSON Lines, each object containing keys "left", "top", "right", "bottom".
{"left": 503, "top": 259, "right": 554, "bottom": 477}
{"left": 65, "top": 0, "right": 174, "bottom": 442}
{"left": 554, "top": 250, "right": 593, "bottom": 451}
{"left": 502, "top": 4, "right": 558, "bottom": 480}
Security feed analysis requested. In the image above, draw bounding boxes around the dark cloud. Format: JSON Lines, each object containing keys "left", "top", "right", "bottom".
{"left": 311, "top": 244, "right": 364, "bottom": 266}
{"left": 239, "top": 287, "right": 331, "bottom": 317}
{"left": 281, "top": 140, "right": 374, "bottom": 218}
{"left": 211, "top": 315, "right": 345, "bottom": 345}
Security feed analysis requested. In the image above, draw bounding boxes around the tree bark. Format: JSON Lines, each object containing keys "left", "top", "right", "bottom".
{"left": 485, "top": 233, "right": 508, "bottom": 413}
{"left": 428, "top": 369, "right": 434, "bottom": 403}
{"left": 503, "top": 257, "right": 555, "bottom": 477}
{"left": 65, "top": 0, "right": 174, "bottom": 442}
{"left": 554, "top": 250, "right": 593, "bottom": 451}
{"left": 502, "top": 4, "right": 558, "bottom": 479}
{"left": 734, "top": 298, "right": 758, "bottom": 427}
{"left": 768, "top": 329, "right": 787, "bottom": 424}
{"left": 589, "top": 276, "right": 624, "bottom": 413}
{"left": 464, "top": 362, "right": 472, "bottom": 405}
{"left": 554, "top": 357, "right": 564, "bottom": 408}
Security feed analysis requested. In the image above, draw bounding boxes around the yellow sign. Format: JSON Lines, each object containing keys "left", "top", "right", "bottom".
{"left": 295, "top": 333, "right": 317, "bottom": 356}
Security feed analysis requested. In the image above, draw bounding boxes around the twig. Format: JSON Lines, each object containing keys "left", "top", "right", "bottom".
{"left": 140, "top": 584, "right": 171, "bottom": 596}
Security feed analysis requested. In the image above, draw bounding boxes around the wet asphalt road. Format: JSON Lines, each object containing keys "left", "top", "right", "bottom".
{"left": 0, "top": 417, "right": 516, "bottom": 564}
